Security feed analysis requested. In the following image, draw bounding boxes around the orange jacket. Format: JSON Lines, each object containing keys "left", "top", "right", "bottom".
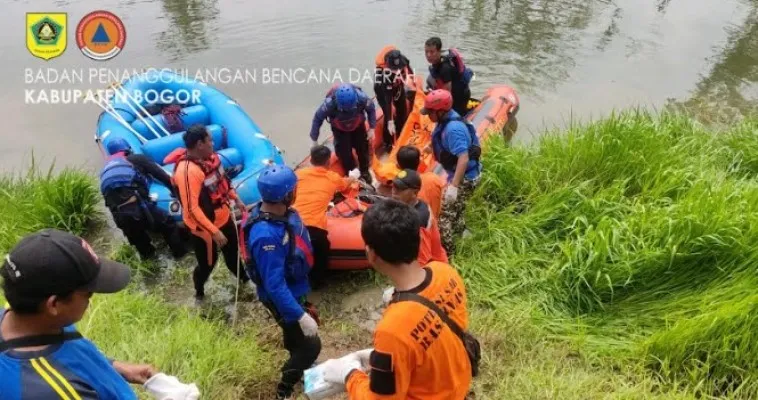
{"left": 172, "top": 157, "right": 238, "bottom": 234}
{"left": 419, "top": 172, "right": 444, "bottom": 221}
{"left": 293, "top": 166, "right": 352, "bottom": 230}
{"left": 346, "top": 261, "right": 471, "bottom": 399}
{"left": 415, "top": 201, "right": 448, "bottom": 265}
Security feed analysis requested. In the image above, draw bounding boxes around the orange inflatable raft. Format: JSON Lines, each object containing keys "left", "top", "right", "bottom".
{"left": 295, "top": 81, "right": 520, "bottom": 270}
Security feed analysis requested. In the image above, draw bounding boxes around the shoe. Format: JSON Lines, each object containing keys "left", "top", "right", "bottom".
{"left": 193, "top": 294, "right": 205, "bottom": 307}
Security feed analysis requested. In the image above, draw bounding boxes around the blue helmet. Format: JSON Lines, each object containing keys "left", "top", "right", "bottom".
{"left": 106, "top": 138, "right": 131, "bottom": 154}
{"left": 334, "top": 84, "right": 358, "bottom": 111}
{"left": 257, "top": 164, "right": 297, "bottom": 203}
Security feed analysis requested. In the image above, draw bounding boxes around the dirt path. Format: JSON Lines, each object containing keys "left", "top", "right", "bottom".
{"left": 142, "top": 251, "right": 387, "bottom": 399}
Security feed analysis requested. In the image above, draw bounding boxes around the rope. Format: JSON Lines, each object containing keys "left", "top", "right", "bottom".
{"left": 230, "top": 202, "right": 243, "bottom": 328}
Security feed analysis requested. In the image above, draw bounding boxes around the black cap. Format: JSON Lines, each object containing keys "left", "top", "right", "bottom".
{"left": 385, "top": 50, "right": 407, "bottom": 71}
{"left": 2, "top": 229, "right": 131, "bottom": 297}
{"left": 392, "top": 169, "right": 422, "bottom": 190}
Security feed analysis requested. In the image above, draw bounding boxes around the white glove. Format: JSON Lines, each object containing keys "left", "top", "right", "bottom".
{"left": 444, "top": 185, "right": 458, "bottom": 203}
{"left": 322, "top": 355, "right": 363, "bottom": 385}
{"left": 348, "top": 168, "right": 361, "bottom": 180}
{"left": 354, "top": 348, "right": 373, "bottom": 369}
{"left": 311, "top": 140, "right": 318, "bottom": 148}
{"left": 367, "top": 128, "right": 375, "bottom": 141}
{"left": 382, "top": 286, "right": 395, "bottom": 305}
{"left": 299, "top": 312, "right": 319, "bottom": 337}
{"left": 387, "top": 120, "right": 395, "bottom": 135}
{"left": 143, "top": 373, "right": 200, "bottom": 400}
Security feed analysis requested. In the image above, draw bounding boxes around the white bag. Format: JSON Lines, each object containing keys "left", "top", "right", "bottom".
{"left": 143, "top": 373, "right": 200, "bottom": 400}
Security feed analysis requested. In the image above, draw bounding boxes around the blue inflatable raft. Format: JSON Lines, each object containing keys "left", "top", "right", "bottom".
{"left": 94, "top": 69, "right": 285, "bottom": 222}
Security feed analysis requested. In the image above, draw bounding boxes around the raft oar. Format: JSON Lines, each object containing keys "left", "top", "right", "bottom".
{"left": 91, "top": 93, "right": 150, "bottom": 144}
{"left": 108, "top": 82, "right": 167, "bottom": 140}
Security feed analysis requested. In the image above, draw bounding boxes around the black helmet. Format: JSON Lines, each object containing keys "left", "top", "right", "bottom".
{"left": 385, "top": 50, "right": 407, "bottom": 71}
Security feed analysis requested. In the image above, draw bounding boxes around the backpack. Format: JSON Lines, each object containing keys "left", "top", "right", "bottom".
{"left": 242, "top": 207, "right": 314, "bottom": 286}
{"left": 432, "top": 115, "right": 481, "bottom": 172}
{"left": 446, "top": 48, "right": 474, "bottom": 85}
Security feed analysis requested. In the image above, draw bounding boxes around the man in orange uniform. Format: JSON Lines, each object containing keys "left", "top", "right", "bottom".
{"left": 292, "top": 145, "right": 360, "bottom": 287}
{"left": 320, "top": 199, "right": 472, "bottom": 399}
{"left": 171, "top": 124, "right": 251, "bottom": 303}
{"left": 391, "top": 169, "right": 447, "bottom": 265}
{"left": 395, "top": 145, "right": 444, "bottom": 220}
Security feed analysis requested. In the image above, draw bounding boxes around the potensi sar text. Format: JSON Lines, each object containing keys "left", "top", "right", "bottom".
{"left": 24, "top": 88, "right": 201, "bottom": 105}
{"left": 410, "top": 277, "right": 465, "bottom": 350}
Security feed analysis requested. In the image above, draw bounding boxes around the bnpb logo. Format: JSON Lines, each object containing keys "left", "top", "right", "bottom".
{"left": 76, "top": 10, "right": 126, "bottom": 61}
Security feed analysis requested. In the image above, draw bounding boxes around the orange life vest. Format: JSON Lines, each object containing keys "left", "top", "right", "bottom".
{"left": 164, "top": 148, "right": 232, "bottom": 209}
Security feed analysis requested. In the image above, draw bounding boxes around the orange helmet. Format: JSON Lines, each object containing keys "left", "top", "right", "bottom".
{"left": 420, "top": 89, "right": 453, "bottom": 115}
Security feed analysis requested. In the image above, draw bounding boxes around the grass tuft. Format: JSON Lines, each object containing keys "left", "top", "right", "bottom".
{"left": 457, "top": 110, "right": 758, "bottom": 398}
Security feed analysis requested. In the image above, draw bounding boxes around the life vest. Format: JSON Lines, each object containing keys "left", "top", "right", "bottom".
{"left": 242, "top": 205, "right": 314, "bottom": 285}
{"left": 99, "top": 152, "right": 149, "bottom": 196}
{"left": 432, "top": 114, "right": 481, "bottom": 173}
{"left": 324, "top": 83, "right": 370, "bottom": 132}
{"left": 428, "top": 48, "right": 474, "bottom": 89}
{"left": 165, "top": 148, "right": 233, "bottom": 221}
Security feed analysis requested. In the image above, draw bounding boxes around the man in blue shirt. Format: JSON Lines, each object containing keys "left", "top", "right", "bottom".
{"left": 421, "top": 89, "right": 482, "bottom": 254}
{"left": 0, "top": 229, "right": 157, "bottom": 399}
{"left": 310, "top": 83, "right": 377, "bottom": 185}
{"left": 243, "top": 164, "right": 321, "bottom": 400}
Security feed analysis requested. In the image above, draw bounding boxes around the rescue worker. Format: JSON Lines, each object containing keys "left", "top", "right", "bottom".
{"left": 292, "top": 145, "right": 360, "bottom": 288}
{"left": 373, "top": 47, "right": 415, "bottom": 151}
{"left": 395, "top": 145, "right": 445, "bottom": 220}
{"left": 243, "top": 164, "right": 321, "bottom": 400}
{"left": 424, "top": 36, "right": 474, "bottom": 117}
{"left": 0, "top": 229, "right": 157, "bottom": 399}
{"left": 99, "top": 138, "right": 187, "bottom": 260}
{"left": 319, "top": 199, "right": 473, "bottom": 399}
{"left": 391, "top": 169, "right": 448, "bottom": 265}
{"left": 421, "top": 89, "right": 482, "bottom": 255}
{"left": 170, "top": 124, "right": 251, "bottom": 304}
{"left": 310, "top": 83, "right": 377, "bottom": 184}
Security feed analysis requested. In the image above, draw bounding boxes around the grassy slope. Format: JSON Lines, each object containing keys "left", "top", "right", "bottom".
{"left": 457, "top": 111, "right": 758, "bottom": 399}
{"left": 0, "top": 164, "right": 277, "bottom": 399}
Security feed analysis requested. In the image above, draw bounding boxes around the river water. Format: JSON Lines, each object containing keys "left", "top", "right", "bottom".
{"left": 2, "top": 0, "right": 757, "bottom": 173}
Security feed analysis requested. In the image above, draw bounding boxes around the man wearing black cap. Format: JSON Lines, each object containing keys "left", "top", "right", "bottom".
{"left": 374, "top": 47, "right": 415, "bottom": 151}
{"left": 391, "top": 169, "right": 448, "bottom": 266}
{"left": 0, "top": 229, "right": 157, "bottom": 399}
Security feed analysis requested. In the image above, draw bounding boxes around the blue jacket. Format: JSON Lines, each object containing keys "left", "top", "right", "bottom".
{"left": 431, "top": 110, "right": 482, "bottom": 182}
{"left": 310, "top": 88, "right": 377, "bottom": 140}
{"left": 245, "top": 204, "right": 314, "bottom": 323}
{"left": 0, "top": 310, "right": 136, "bottom": 400}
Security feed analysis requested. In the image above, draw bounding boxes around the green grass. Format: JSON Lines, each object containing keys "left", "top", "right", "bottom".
{"left": 456, "top": 110, "right": 758, "bottom": 398}
{"left": 0, "top": 163, "right": 278, "bottom": 399}
{"left": 0, "top": 158, "right": 101, "bottom": 250}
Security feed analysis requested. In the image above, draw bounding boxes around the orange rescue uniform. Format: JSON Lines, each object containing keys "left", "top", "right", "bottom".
{"left": 419, "top": 172, "right": 444, "bottom": 220}
{"left": 414, "top": 200, "right": 448, "bottom": 265}
{"left": 173, "top": 158, "right": 238, "bottom": 235}
{"left": 293, "top": 166, "right": 352, "bottom": 230}
{"left": 346, "top": 261, "right": 471, "bottom": 399}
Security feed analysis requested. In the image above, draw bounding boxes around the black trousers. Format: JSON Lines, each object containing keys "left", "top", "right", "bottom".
{"left": 263, "top": 301, "right": 322, "bottom": 398}
{"left": 332, "top": 124, "right": 370, "bottom": 179}
{"left": 190, "top": 218, "right": 249, "bottom": 298}
{"left": 375, "top": 85, "right": 409, "bottom": 146}
{"left": 306, "top": 226, "right": 330, "bottom": 286}
{"left": 452, "top": 86, "right": 472, "bottom": 117}
{"left": 110, "top": 201, "right": 187, "bottom": 260}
